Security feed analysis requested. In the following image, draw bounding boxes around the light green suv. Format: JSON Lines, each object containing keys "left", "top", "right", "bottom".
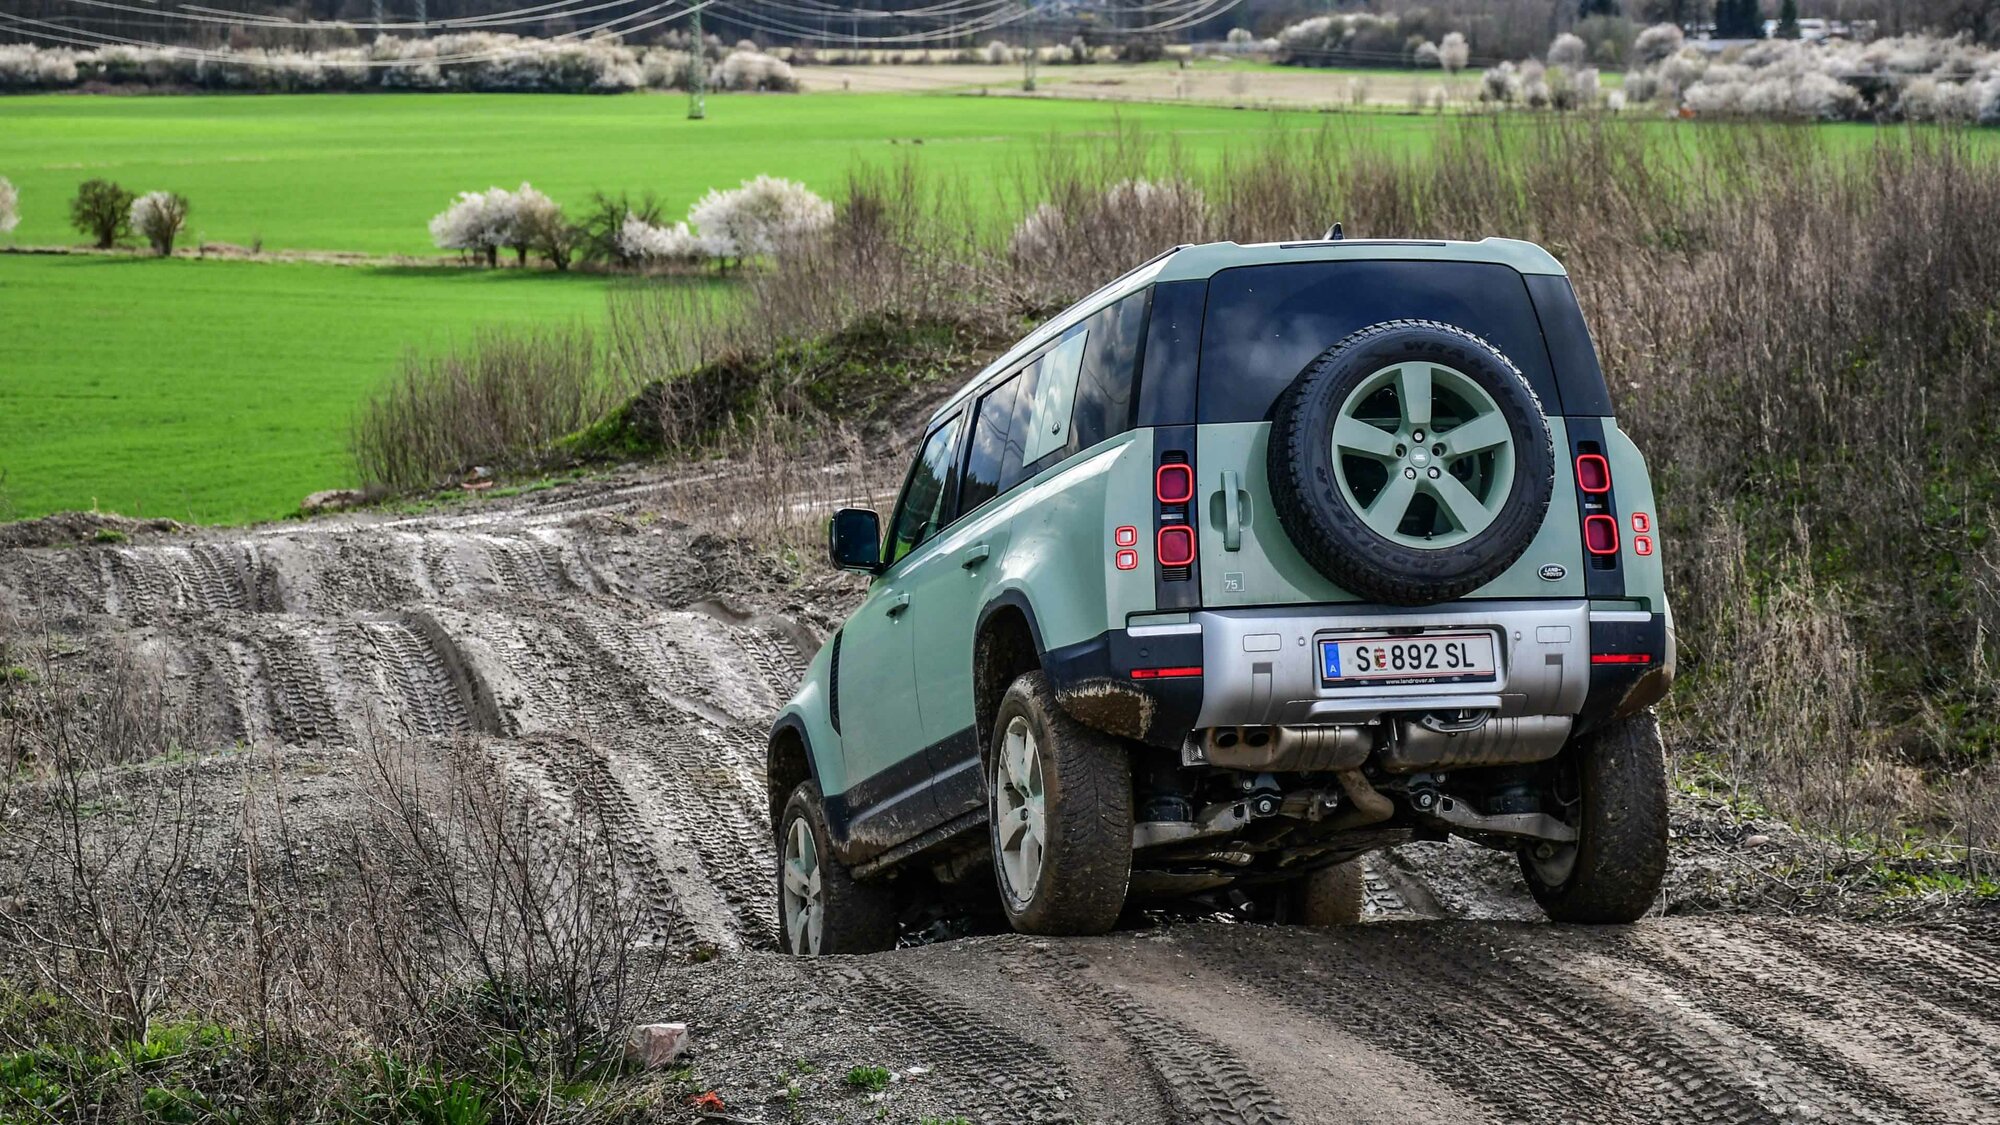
{"left": 770, "top": 237, "right": 1675, "bottom": 953}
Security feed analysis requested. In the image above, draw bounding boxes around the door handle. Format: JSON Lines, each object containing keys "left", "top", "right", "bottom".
{"left": 883, "top": 592, "right": 911, "bottom": 617}
{"left": 961, "top": 543, "right": 991, "bottom": 570}
{"left": 1220, "top": 470, "right": 1244, "bottom": 552}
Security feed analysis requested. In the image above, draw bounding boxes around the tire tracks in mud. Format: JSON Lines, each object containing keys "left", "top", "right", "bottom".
{"left": 1161, "top": 918, "right": 2000, "bottom": 1125}
{"left": 820, "top": 959, "right": 1080, "bottom": 1123}
{"left": 0, "top": 510, "right": 811, "bottom": 958}
{"left": 16, "top": 486, "right": 2000, "bottom": 1123}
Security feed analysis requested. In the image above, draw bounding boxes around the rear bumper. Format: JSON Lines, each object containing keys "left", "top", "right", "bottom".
{"left": 1043, "top": 600, "right": 1672, "bottom": 752}
{"left": 1192, "top": 600, "right": 1593, "bottom": 728}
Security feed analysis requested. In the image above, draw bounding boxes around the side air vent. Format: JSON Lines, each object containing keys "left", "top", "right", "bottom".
{"left": 828, "top": 629, "right": 843, "bottom": 734}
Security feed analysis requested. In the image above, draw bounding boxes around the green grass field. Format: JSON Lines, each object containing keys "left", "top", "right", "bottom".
{"left": 0, "top": 92, "right": 1431, "bottom": 256}
{"left": 0, "top": 254, "right": 643, "bottom": 523}
{"left": 0, "top": 90, "right": 1983, "bottom": 525}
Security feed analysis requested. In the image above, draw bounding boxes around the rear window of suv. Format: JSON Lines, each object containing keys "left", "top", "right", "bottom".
{"left": 1196, "top": 260, "right": 1562, "bottom": 424}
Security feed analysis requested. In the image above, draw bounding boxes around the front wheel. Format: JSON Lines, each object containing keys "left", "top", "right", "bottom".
{"left": 778, "top": 781, "right": 898, "bottom": 955}
{"left": 1519, "top": 710, "right": 1669, "bottom": 924}
{"left": 988, "top": 670, "right": 1133, "bottom": 935}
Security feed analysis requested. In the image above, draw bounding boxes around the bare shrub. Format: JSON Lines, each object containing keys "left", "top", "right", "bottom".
{"left": 351, "top": 323, "right": 609, "bottom": 492}
{"left": 0, "top": 611, "right": 220, "bottom": 1046}
{"left": 350, "top": 733, "right": 668, "bottom": 1084}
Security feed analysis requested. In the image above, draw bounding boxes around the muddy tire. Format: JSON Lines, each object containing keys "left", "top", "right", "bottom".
{"left": 778, "top": 781, "right": 898, "bottom": 955}
{"left": 1281, "top": 861, "right": 1366, "bottom": 926}
{"left": 988, "top": 670, "right": 1132, "bottom": 935}
{"left": 1520, "top": 710, "right": 1669, "bottom": 924}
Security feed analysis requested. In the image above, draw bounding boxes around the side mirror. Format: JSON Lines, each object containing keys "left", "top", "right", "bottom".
{"left": 828, "top": 508, "right": 883, "bottom": 573}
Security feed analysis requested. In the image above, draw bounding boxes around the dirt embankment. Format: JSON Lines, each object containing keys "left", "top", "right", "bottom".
{"left": 4, "top": 471, "right": 1999, "bottom": 1123}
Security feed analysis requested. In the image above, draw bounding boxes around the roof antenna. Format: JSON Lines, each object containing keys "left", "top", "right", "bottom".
{"left": 1324, "top": 222, "right": 1344, "bottom": 241}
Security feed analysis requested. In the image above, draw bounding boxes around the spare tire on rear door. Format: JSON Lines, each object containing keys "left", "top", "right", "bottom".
{"left": 1267, "top": 320, "right": 1554, "bottom": 607}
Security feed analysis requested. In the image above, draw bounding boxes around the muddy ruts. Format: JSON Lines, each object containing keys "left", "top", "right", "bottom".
{"left": 821, "top": 962, "right": 1079, "bottom": 1124}
{"left": 1002, "top": 938, "right": 1294, "bottom": 1125}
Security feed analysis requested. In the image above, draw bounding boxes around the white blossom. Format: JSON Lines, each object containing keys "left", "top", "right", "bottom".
{"left": 1439, "top": 32, "right": 1469, "bottom": 74}
{"left": 686, "top": 175, "right": 834, "bottom": 262}
{"left": 0, "top": 176, "right": 17, "bottom": 235}
{"left": 1548, "top": 33, "right": 1586, "bottom": 69}
{"left": 617, "top": 214, "right": 703, "bottom": 263}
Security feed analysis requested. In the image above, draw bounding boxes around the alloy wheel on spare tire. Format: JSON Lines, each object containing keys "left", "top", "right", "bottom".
{"left": 1267, "top": 320, "right": 1555, "bottom": 606}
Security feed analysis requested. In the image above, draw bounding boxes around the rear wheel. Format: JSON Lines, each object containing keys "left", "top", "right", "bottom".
{"left": 778, "top": 781, "right": 898, "bottom": 955}
{"left": 1285, "top": 861, "right": 1366, "bottom": 926}
{"left": 1519, "top": 710, "right": 1669, "bottom": 924}
{"left": 1252, "top": 861, "right": 1365, "bottom": 926}
{"left": 988, "top": 671, "right": 1132, "bottom": 935}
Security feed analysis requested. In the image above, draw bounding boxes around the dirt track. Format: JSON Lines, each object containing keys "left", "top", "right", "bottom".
{"left": 5, "top": 477, "right": 1999, "bottom": 1124}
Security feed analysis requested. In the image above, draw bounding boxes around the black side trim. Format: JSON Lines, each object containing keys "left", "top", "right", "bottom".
{"left": 1136, "top": 279, "right": 1205, "bottom": 428}
{"left": 925, "top": 725, "right": 984, "bottom": 821}
{"left": 852, "top": 808, "right": 986, "bottom": 881}
{"left": 823, "top": 747, "right": 937, "bottom": 865}
{"left": 827, "top": 629, "right": 843, "bottom": 735}
{"left": 1577, "top": 612, "right": 1668, "bottom": 735}
{"left": 1525, "top": 274, "right": 1612, "bottom": 417}
{"left": 1044, "top": 627, "right": 1205, "bottom": 750}
{"left": 1567, "top": 416, "right": 1626, "bottom": 600}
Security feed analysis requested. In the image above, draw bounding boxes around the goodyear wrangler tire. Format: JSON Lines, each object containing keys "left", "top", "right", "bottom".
{"left": 1267, "top": 320, "right": 1555, "bottom": 606}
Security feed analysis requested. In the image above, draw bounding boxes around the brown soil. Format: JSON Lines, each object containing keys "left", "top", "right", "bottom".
{"left": 3, "top": 463, "right": 1996, "bottom": 1123}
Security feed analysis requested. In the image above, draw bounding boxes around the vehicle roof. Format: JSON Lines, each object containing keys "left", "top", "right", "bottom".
{"left": 930, "top": 237, "right": 1568, "bottom": 426}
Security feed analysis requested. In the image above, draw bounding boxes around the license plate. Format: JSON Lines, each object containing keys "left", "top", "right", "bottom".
{"left": 1319, "top": 632, "right": 1498, "bottom": 687}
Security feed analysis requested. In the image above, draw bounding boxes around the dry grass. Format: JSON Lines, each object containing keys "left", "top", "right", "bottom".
{"left": 350, "top": 118, "right": 2000, "bottom": 871}
{"left": 351, "top": 323, "right": 615, "bottom": 493}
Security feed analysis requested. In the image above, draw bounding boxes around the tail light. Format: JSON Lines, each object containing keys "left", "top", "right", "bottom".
{"left": 1583, "top": 514, "right": 1619, "bottom": 556}
{"left": 1157, "top": 525, "right": 1196, "bottom": 567}
{"left": 1155, "top": 448, "right": 1196, "bottom": 590}
{"left": 1575, "top": 453, "right": 1611, "bottom": 494}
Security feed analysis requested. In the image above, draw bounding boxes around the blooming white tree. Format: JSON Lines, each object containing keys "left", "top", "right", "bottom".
{"left": 430, "top": 188, "right": 505, "bottom": 266}
{"left": 505, "top": 183, "right": 559, "bottom": 265}
{"left": 1439, "top": 31, "right": 1469, "bottom": 75}
{"left": 1548, "top": 33, "right": 1586, "bottom": 69}
{"left": 129, "top": 190, "right": 189, "bottom": 256}
{"left": 1415, "top": 41, "right": 1442, "bottom": 68}
{"left": 429, "top": 183, "right": 558, "bottom": 266}
{"left": 686, "top": 175, "right": 834, "bottom": 266}
{"left": 1575, "top": 66, "right": 1601, "bottom": 107}
{"left": 616, "top": 214, "right": 704, "bottom": 265}
{"left": 984, "top": 40, "right": 1011, "bottom": 64}
{"left": 1633, "top": 24, "right": 1685, "bottom": 67}
{"left": 0, "top": 176, "right": 17, "bottom": 235}
{"left": 711, "top": 50, "right": 797, "bottom": 91}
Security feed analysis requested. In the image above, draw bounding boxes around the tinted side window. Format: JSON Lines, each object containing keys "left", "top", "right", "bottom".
{"left": 1197, "top": 262, "right": 1562, "bottom": 424}
{"left": 1023, "top": 329, "right": 1087, "bottom": 467}
{"left": 959, "top": 372, "right": 1023, "bottom": 517}
{"left": 1071, "top": 288, "right": 1149, "bottom": 451}
{"left": 884, "top": 415, "right": 962, "bottom": 567}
